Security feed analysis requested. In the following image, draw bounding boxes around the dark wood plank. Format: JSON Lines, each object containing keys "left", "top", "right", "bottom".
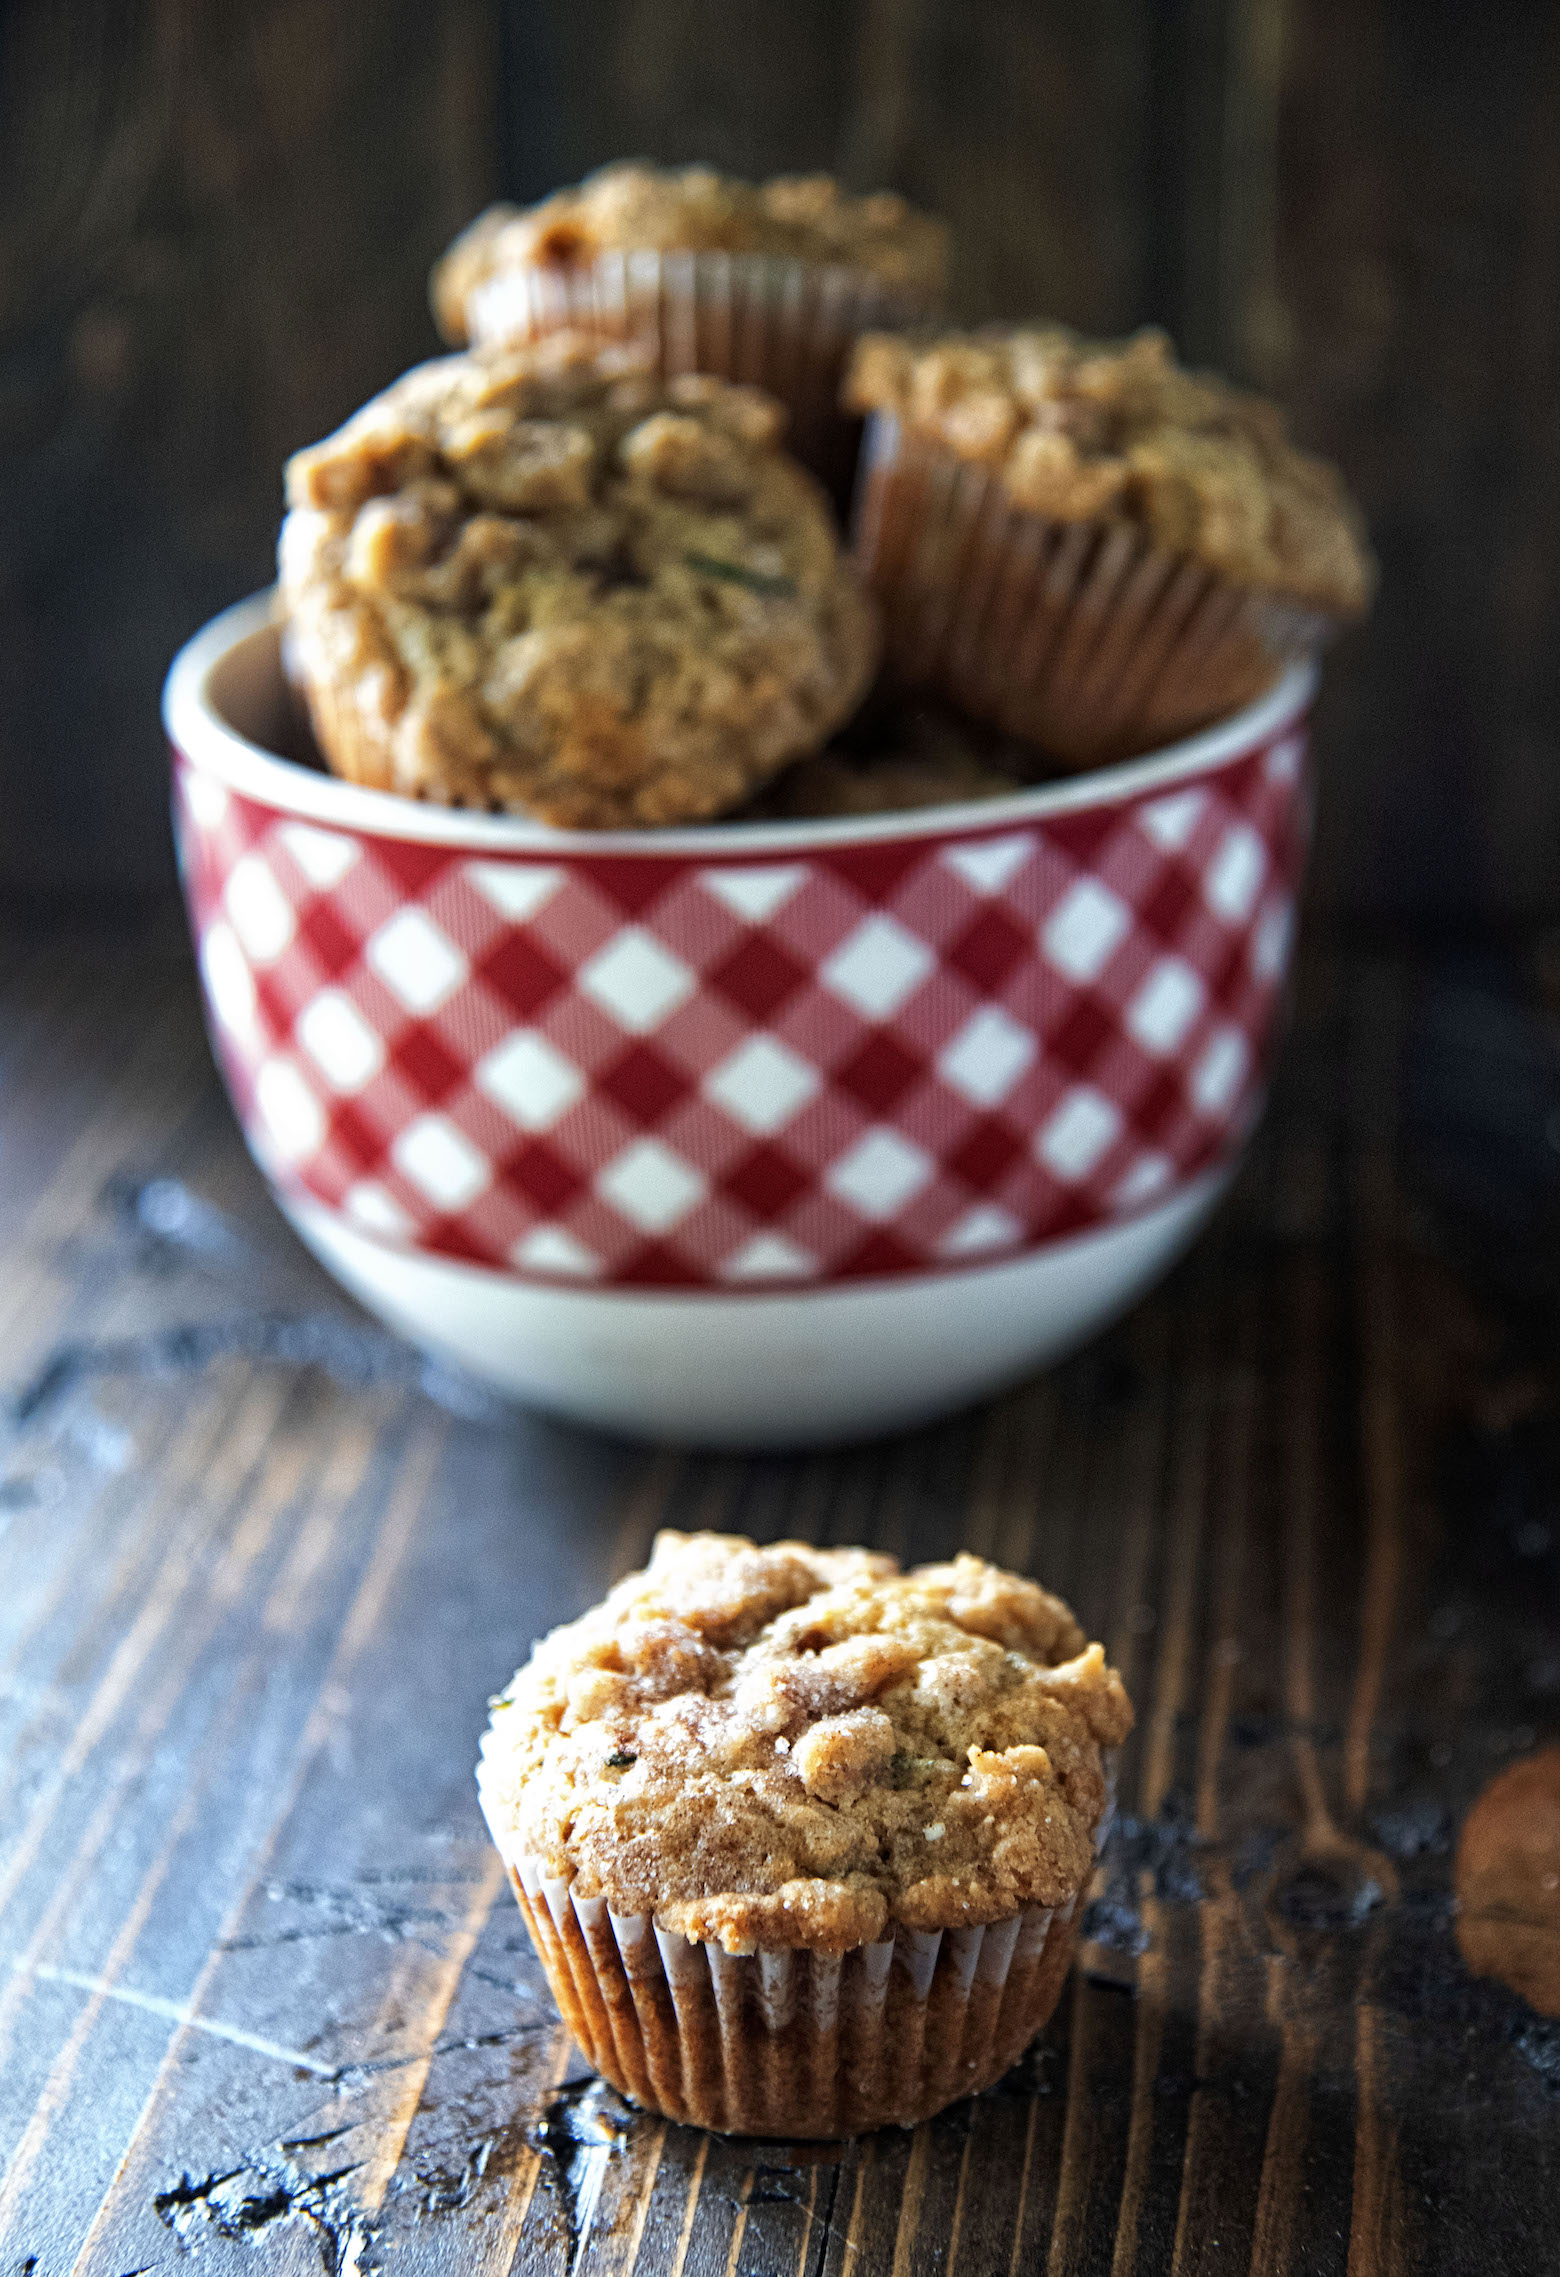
{"left": 0, "top": 0, "right": 496, "bottom": 907}
{"left": 1271, "top": 0, "right": 1560, "bottom": 928}
{"left": 501, "top": 0, "right": 1156, "bottom": 334}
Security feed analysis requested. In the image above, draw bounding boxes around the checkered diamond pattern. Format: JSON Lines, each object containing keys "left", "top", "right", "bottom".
{"left": 173, "top": 712, "right": 1309, "bottom": 1290}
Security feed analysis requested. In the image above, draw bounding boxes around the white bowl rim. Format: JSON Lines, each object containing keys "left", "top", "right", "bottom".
{"left": 165, "top": 589, "right": 1318, "bottom": 859}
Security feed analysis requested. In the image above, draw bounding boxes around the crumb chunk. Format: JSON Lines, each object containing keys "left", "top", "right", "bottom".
{"left": 793, "top": 1708, "right": 896, "bottom": 1802}
{"left": 619, "top": 411, "right": 754, "bottom": 506}
{"left": 666, "top": 373, "right": 786, "bottom": 449}
{"left": 444, "top": 414, "right": 596, "bottom": 512}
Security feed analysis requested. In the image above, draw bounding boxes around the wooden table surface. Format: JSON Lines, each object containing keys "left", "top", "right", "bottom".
{"left": 2, "top": 924, "right": 1557, "bottom": 2276}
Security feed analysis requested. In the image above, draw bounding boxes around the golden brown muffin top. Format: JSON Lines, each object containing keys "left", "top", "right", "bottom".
{"left": 278, "top": 337, "right": 878, "bottom": 828}
{"left": 846, "top": 324, "right": 1375, "bottom": 617}
{"left": 433, "top": 163, "right": 950, "bottom": 342}
{"left": 479, "top": 1530, "right": 1132, "bottom": 1954}
{"left": 754, "top": 696, "right": 1043, "bottom": 818}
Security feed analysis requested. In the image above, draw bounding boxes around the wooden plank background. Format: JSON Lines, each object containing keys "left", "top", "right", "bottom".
{"left": 2, "top": 926, "right": 1558, "bottom": 2272}
{"left": 4, "top": 0, "right": 1560, "bottom": 924}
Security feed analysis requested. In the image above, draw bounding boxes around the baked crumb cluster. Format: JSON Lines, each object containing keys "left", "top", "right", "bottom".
{"left": 751, "top": 696, "right": 1038, "bottom": 818}
{"left": 847, "top": 324, "right": 1374, "bottom": 617}
{"left": 481, "top": 1531, "right": 1132, "bottom": 1954}
{"left": 434, "top": 162, "right": 950, "bottom": 343}
{"left": 279, "top": 337, "right": 877, "bottom": 827}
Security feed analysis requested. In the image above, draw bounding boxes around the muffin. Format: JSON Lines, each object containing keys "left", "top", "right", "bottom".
{"left": 432, "top": 163, "right": 950, "bottom": 492}
{"left": 845, "top": 324, "right": 1374, "bottom": 767}
{"left": 277, "top": 336, "right": 879, "bottom": 828}
{"left": 752, "top": 693, "right": 1044, "bottom": 818}
{"left": 478, "top": 1530, "right": 1132, "bottom": 2136}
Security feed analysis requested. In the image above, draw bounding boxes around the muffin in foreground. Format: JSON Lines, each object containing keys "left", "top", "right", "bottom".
{"left": 846, "top": 324, "right": 1373, "bottom": 767}
{"left": 478, "top": 1531, "right": 1132, "bottom": 2136}
{"left": 432, "top": 163, "right": 950, "bottom": 490}
{"left": 278, "top": 337, "right": 878, "bottom": 828}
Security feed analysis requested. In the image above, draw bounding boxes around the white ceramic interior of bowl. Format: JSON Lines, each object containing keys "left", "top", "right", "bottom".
{"left": 167, "top": 594, "right": 1306, "bottom": 1447}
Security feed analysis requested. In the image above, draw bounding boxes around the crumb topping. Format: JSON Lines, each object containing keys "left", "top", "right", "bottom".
{"left": 278, "top": 337, "right": 878, "bottom": 827}
{"left": 753, "top": 695, "right": 1043, "bottom": 818}
{"left": 846, "top": 325, "right": 1374, "bottom": 616}
{"left": 480, "top": 1530, "right": 1133, "bottom": 1954}
{"left": 433, "top": 165, "right": 949, "bottom": 344}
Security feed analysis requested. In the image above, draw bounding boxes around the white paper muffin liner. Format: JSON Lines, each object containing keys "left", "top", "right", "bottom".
{"left": 479, "top": 1756, "right": 1115, "bottom": 2138}
{"left": 851, "top": 413, "right": 1332, "bottom": 767}
{"left": 461, "top": 249, "right": 937, "bottom": 496}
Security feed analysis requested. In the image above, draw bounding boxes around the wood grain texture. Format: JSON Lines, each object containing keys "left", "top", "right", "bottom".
{"left": 1, "top": 926, "right": 1559, "bottom": 2273}
{"left": 1270, "top": 0, "right": 1560, "bottom": 927}
{"left": 0, "top": 0, "right": 496, "bottom": 906}
{"left": 500, "top": 0, "right": 1152, "bottom": 329}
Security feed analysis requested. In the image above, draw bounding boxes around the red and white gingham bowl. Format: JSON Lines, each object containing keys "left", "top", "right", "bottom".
{"left": 165, "top": 594, "right": 1313, "bottom": 1445}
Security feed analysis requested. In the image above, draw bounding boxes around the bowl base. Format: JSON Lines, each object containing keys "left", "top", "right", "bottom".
{"left": 277, "top": 1164, "right": 1233, "bottom": 1448}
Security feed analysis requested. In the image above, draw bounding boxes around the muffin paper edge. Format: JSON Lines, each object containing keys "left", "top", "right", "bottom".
{"left": 477, "top": 1748, "right": 1115, "bottom": 2136}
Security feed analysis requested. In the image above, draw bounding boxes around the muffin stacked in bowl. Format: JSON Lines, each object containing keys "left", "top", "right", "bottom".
{"left": 845, "top": 322, "right": 1373, "bottom": 767}
{"left": 278, "top": 334, "right": 877, "bottom": 827}
{"left": 277, "top": 160, "right": 1372, "bottom": 827}
{"left": 432, "top": 161, "right": 950, "bottom": 494}
{"left": 478, "top": 1531, "right": 1132, "bottom": 2136}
